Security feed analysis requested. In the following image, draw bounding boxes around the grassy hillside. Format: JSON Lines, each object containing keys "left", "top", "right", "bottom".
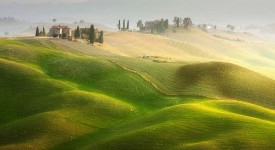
{"left": 105, "top": 57, "right": 275, "bottom": 109}
{"left": 83, "top": 100, "right": 275, "bottom": 150}
{"left": 0, "top": 38, "right": 275, "bottom": 150}
{"left": 101, "top": 29, "right": 275, "bottom": 80}
{"left": 164, "top": 28, "right": 275, "bottom": 79}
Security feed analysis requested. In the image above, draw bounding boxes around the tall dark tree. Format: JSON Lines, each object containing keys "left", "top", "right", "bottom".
{"left": 127, "top": 20, "right": 129, "bottom": 30}
{"left": 118, "top": 20, "right": 121, "bottom": 30}
{"left": 123, "top": 19, "right": 125, "bottom": 30}
{"left": 42, "top": 26, "right": 46, "bottom": 36}
{"left": 89, "top": 24, "right": 95, "bottom": 44}
{"left": 74, "top": 26, "right": 80, "bottom": 38}
{"left": 35, "top": 26, "right": 40, "bottom": 36}
{"left": 99, "top": 31, "right": 104, "bottom": 44}
{"left": 159, "top": 19, "right": 165, "bottom": 33}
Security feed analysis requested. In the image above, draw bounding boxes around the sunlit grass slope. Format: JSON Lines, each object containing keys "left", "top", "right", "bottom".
{"left": 0, "top": 39, "right": 159, "bottom": 149}
{"left": 0, "top": 39, "right": 181, "bottom": 110}
{"left": 0, "top": 58, "right": 136, "bottom": 149}
{"left": 78, "top": 100, "right": 275, "bottom": 150}
{"left": 0, "top": 38, "right": 275, "bottom": 150}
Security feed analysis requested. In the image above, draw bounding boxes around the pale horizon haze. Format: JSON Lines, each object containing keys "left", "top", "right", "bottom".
{"left": 0, "top": 0, "right": 275, "bottom": 27}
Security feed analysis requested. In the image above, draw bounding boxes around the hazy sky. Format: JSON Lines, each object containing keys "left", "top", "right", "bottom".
{"left": 1, "top": 0, "right": 275, "bottom": 27}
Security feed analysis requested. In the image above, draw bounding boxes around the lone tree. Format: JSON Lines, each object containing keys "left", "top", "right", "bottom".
{"left": 127, "top": 20, "right": 129, "bottom": 30}
{"left": 99, "top": 31, "right": 104, "bottom": 44}
{"left": 123, "top": 19, "right": 125, "bottom": 30}
{"left": 118, "top": 20, "right": 121, "bottom": 30}
{"left": 35, "top": 26, "right": 40, "bottom": 36}
{"left": 89, "top": 24, "right": 95, "bottom": 44}
{"left": 183, "top": 17, "right": 192, "bottom": 29}
{"left": 74, "top": 26, "right": 80, "bottom": 38}
{"left": 137, "top": 20, "right": 144, "bottom": 31}
{"left": 42, "top": 26, "right": 46, "bottom": 36}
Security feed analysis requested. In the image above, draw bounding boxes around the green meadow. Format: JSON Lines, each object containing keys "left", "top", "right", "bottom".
{"left": 0, "top": 38, "right": 275, "bottom": 150}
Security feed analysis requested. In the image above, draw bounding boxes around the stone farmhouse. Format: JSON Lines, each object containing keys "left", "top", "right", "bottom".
{"left": 48, "top": 25, "right": 72, "bottom": 38}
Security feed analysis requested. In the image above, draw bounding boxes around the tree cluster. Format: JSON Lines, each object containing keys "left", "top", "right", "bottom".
{"left": 173, "top": 17, "right": 193, "bottom": 29}
{"left": 183, "top": 17, "right": 192, "bottom": 29}
{"left": 137, "top": 20, "right": 144, "bottom": 31}
{"left": 35, "top": 26, "right": 46, "bottom": 37}
{"left": 151, "top": 19, "right": 169, "bottom": 34}
{"left": 118, "top": 19, "right": 130, "bottom": 31}
{"left": 137, "top": 19, "right": 169, "bottom": 34}
{"left": 74, "top": 24, "right": 104, "bottom": 44}
{"left": 0, "top": 16, "right": 20, "bottom": 23}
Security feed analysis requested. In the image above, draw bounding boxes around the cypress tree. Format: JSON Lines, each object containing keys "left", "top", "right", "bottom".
{"left": 118, "top": 20, "right": 121, "bottom": 30}
{"left": 77, "top": 26, "right": 80, "bottom": 38}
{"left": 74, "top": 26, "right": 77, "bottom": 38}
{"left": 161, "top": 22, "right": 164, "bottom": 32}
{"left": 123, "top": 19, "right": 125, "bottom": 30}
{"left": 89, "top": 24, "right": 95, "bottom": 44}
{"left": 99, "top": 31, "right": 104, "bottom": 44}
{"left": 74, "top": 26, "right": 80, "bottom": 38}
{"left": 127, "top": 20, "right": 129, "bottom": 30}
{"left": 35, "top": 26, "right": 39, "bottom": 36}
{"left": 42, "top": 26, "right": 46, "bottom": 36}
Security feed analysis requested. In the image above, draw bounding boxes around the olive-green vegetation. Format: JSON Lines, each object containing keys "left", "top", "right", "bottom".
{"left": 0, "top": 38, "right": 275, "bottom": 150}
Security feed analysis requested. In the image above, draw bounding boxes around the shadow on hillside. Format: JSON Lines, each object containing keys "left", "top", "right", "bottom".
{"left": 175, "top": 62, "right": 275, "bottom": 109}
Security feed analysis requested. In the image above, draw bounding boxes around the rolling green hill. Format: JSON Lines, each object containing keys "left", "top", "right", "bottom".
{"left": 83, "top": 100, "right": 275, "bottom": 150}
{"left": 106, "top": 57, "right": 275, "bottom": 109}
{"left": 0, "top": 38, "right": 275, "bottom": 150}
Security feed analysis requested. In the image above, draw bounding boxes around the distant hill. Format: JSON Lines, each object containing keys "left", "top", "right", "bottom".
{"left": 1, "top": 21, "right": 115, "bottom": 37}
{"left": 100, "top": 29, "right": 275, "bottom": 80}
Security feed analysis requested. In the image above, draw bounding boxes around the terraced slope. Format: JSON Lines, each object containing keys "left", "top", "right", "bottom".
{"left": 0, "top": 38, "right": 275, "bottom": 150}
